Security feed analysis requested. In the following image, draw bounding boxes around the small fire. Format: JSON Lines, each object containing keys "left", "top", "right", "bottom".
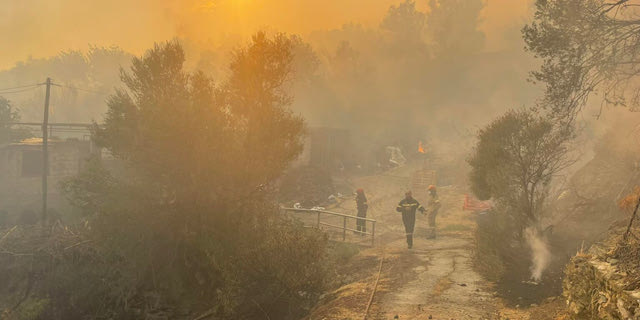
{"left": 418, "top": 141, "right": 425, "bottom": 154}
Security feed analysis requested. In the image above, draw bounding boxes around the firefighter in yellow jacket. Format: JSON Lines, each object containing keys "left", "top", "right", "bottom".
{"left": 396, "top": 191, "right": 425, "bottom": 249}
{"left": 425, "top": 185, "right": 441, "bottom": 239}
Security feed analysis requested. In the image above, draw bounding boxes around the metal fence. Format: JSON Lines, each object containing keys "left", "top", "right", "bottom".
{"left": 281, "top": 208, "right": 377, "bottom": 245}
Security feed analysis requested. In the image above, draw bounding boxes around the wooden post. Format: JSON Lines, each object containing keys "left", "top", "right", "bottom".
{"left": 343, "top": 216, "right": 347, "bottom": 241}
{"left": 42, "top": 77, "right": 51, "bottom": 225}
{"left": 317, "top": 211, "right": 321, "bottom": 228}
{"left": 371, "top": 221, "right": 376, "bottom": 246}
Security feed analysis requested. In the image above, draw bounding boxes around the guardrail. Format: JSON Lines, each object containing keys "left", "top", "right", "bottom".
{"left": 281, "top": 208, "right": 376, "bottom": 245}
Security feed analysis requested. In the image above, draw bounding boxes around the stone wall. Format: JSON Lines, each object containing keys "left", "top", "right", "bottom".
{"left": 564, "top": 249, "right": 640, "bottom": 319}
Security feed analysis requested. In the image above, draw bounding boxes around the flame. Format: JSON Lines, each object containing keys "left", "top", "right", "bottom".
{"left": 418, "top": 141, "right": 425, "bottom": 154}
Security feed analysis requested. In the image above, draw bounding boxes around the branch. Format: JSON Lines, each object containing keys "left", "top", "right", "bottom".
{"left": 0, "top": 226, "right": 17, "bottom": 245}
{"left": 192, "top": 308, "right": 216, "bottom": 320}
{"left": 64, "top": 239, "right": 92, "bottom": 250}
{"left": 603, "top": 0, "right": 631, "bottom": 14}
{"left": 624, "top": 195, "right": 640, "bottom": 241}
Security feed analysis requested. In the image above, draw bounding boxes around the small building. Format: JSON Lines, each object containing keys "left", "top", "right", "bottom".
{"left": 0, "top": 138, "right": 94, "bottom": 223}
{"left": 294, "top": 127, "right": 352, "bottom": 170}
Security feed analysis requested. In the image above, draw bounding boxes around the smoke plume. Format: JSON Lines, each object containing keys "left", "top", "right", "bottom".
{"left": 525, "top": 226, "right": 551, "bottom": 282}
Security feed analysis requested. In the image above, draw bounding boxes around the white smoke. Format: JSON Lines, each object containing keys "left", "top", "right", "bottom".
{"left": 524, "top": 226, "right": 551, "bottom": 282}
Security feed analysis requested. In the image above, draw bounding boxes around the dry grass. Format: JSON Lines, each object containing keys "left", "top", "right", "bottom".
{"left": 612, "top": 236, "right": 640, "bottom": 290}
{"left": 498, "top": 297, "right": 569, "bottom": 320}
{"left": 305, "top": 249, "right": 399, "bottom": 320}
{"left": 431, "top": 276, "right": 454, "bottom": 296}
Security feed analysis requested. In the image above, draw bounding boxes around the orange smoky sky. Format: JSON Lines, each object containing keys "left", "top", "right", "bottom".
{"left": 1, "top": 0, "right": 532, "bottom": 69}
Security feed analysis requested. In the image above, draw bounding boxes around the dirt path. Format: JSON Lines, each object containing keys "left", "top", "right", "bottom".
{"left": 308, "top": 163, "right": 504, "bottom": 319}
{"left": 370, "top": 237, "right": 497, "bottom": 319}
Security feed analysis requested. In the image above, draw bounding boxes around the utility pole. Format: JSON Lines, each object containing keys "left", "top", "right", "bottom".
{"left": 42, "top": 77, "right": 51, "bottom": 225}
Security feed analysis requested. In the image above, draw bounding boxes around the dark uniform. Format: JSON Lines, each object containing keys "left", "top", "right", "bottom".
{"left": 356, "top": 190, "right": 368, "bottom": 233}
{"left": 396, "top": 193, "right": 425, "bottom": 249}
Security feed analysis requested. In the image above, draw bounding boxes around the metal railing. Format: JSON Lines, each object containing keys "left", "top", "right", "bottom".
{"left": 281, "top": 208, "right": 376, "bottom": 245}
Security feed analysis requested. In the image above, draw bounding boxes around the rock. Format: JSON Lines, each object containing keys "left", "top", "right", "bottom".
{"left": 597, "top": 294, "right": 608, "bottom": 304}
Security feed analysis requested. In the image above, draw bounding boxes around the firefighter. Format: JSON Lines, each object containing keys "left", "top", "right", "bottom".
{"left": 355, "top": 189, "right": 368, "bottom": 234}
{"left": 396, "top": 191, "right": 425, "bottom": 249}
{"left": 425, "top": 185, "right": 441, "bottom": 239}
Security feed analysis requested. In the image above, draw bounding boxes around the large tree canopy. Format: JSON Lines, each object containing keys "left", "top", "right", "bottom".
{"left": 524, "top": 0, "right": 640, "bottom": 120}
{"left": 60, "top": 35, "right": 324, "bottom": 319}
{"left": 93, "top": 33, "right": 305, "bottom": 206}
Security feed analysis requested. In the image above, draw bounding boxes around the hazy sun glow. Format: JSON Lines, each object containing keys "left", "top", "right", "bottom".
{"left": 0, "top": 0, "right": 533, "bottom": 69}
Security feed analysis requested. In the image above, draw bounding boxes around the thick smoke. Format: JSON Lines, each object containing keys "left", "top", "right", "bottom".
{"left": 1, "top": 1, "right": 538, "bottom": 136}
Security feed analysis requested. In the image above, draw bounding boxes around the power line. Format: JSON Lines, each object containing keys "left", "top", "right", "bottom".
{"left": 0, "top": 86, "right": 42, "bottom": 95}
{"left": 0, "top": 82, "right": 112, "bottom": 96}
{"left": 53, "top": 83, "right": 111, "bottom": 96}
{"left": 0, "top": 83, "right": 42, "bottom": 92}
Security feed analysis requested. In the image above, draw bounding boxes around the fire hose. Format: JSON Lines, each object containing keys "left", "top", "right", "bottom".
{"left": 363, "top": 248, "right": 385, "bottom": 320}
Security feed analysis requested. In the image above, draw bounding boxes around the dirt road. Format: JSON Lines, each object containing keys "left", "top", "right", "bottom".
{"left": 308, "top": 163, "right": 502, "bottom": 319}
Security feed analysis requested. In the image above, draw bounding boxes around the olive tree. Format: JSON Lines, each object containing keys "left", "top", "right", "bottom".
{"left": 469, "top": 109, "right": 574, "bottom": 232}
{"left": 524, "top": 0, "right": 640, "bottom": 121}
{"left": 58, "top": 34, "right": 326, "bottom": 319}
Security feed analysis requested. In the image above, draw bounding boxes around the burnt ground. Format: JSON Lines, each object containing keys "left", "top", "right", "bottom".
{"left": 495, "top": 250, "right": 567, "bottom": 308}
{"left": 305, "top": 162, "right": 569, "bottom": 320}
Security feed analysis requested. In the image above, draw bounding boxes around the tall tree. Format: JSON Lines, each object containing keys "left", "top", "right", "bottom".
{"left": 524, "top": 0, "right": 640, "bottom": 121}
{"left": 427, "top": 0, "right": 485, "bottom": 57}
{"left": 226, "top": 32, "right": 305, "bottom": 189}
{"left": 381, "top": 0, "right": 426, "bottom": 41}
{"left": 63, "top": 36, "right": 324, "bottom": 319}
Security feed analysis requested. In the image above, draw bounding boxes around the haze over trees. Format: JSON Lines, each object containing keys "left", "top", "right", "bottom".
{"left": 1, "top": 34, "right": 327, "bottom": 320}
{"left": 0, "top": 97, "right": 30, "bottom": 144}
{"left": 0, "top": 0, "right": 573, "bottom": 317}
{"left": 0, "top": 46, "right": 132, "bottom": 123}
{"left": 0, "top": 0, "right": 537, "bottom": 158}
{"left": 468, "top": 0, "right": 640, "bottom": 303}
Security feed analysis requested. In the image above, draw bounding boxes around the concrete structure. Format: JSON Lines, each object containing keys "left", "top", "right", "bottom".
{"left": 294, "top": 127, "right": 352, "bottom": 170}
{"left": 0, "top": 138, "right": 94, "bottom": 223}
